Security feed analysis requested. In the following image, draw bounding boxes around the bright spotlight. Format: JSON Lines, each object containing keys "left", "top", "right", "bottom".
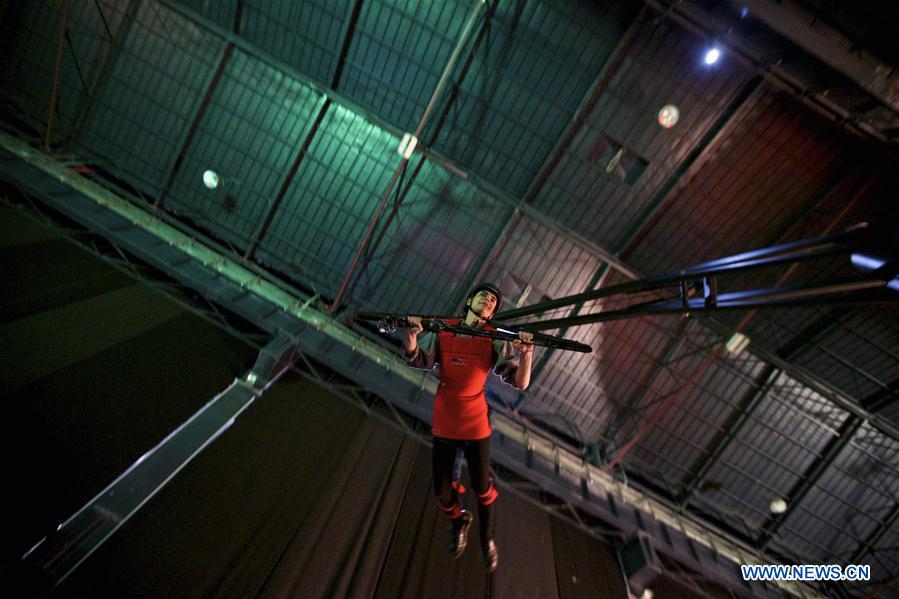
{"left": 704, "top": 47, "right": 721, "bottom": 65}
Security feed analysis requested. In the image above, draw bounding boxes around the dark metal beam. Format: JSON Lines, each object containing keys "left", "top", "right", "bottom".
{"left": 494, "top": 223, "right": 872, "bottom": 322}
{"left": 246, "top": 0, "right": 364, "bottom": 256}
{"left": 329, "top": 0, "right": 487, "bottom": 310}
{"left": 70, "top": 0, "right": 143, "bottom": 145}
{"left": 329, "top": 0, "right": 364, "bottom": 90}
{"left": 500, "top": 7, "right": 648, "bottom": 381}
{"left": 679, "top": 365, "right": 779, "bottom": 504}
{"left": 520, "top": 5, "right": 649, "bottom": 206}
{"left": 674, "top": 170, "right": 884, "bottom": 505}
{"left": 757, "top": 415, "right": 864, "bottom": 549}
{"left": 522, "top": 264, "right": 609, "bottom": 392}
{"left": 245, "top": 95, "right": 329, "bottom": 258}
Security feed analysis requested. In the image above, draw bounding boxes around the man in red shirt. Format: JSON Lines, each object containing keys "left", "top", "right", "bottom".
{"left": 403, "top": 282, "right": 533, "bottom": 572}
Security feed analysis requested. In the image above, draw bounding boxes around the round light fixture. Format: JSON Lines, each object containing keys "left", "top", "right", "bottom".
{"left": 202, "top": 169, "right": 220, "bottom": 190}
{"left": 704, "top": 47, "right": 721, "bottom": 65}
{"left": 658, "top": 104, "right": 680, "bottom": 129}
{"left": 770, "top": 498, "right": 788, "bottom": 514}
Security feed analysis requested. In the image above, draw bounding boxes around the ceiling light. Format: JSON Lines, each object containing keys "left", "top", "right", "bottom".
{"left": 397, "top": 133, "right": 417, "bottom": 159}
{"left": 202, "top": 169, "right": 220, "bottom": 189}
{"left": 770, "top": 498, "right": 788, "bottom": 514}
{"left": 658, "top": 104, "right": 679, "bottom": 128}
{"left": 725, "top": 332, "right": 750, "bottom": 355}
{"left": 704, "top": 47, "right": 721, "bottom": 65}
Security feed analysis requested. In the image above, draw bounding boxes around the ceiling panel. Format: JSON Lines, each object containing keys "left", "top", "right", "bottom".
{"left": 165, "top": 50, "right": 324, "bottom": 254}
{"left": 240, "top": 0, "right": 348, "bottom": 87}
{"left": 532, "top": 15, "right": 754, "bottom": 253}
{"left": 626, "top": 88, "right": 862, "bottom": 274}
{"left": 79, "top": 2, "right": 223, "bottom": 197}
{"left": 256, "top": 102, "right": 399, "bottom": 295}
{"left": 429, "top": 0, "right": 640, "bottom": 198}
{"left": 339, "top": 0, "right": 472, "bottom": 133}
{"left": 775, "top": 423, "right": 899, "bottom": 565}
{"left": 346, "top": 157, "right": 514, "bottom": 313}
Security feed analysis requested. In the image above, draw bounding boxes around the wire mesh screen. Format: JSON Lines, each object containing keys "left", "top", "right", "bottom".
{"left": 532, "top": 15, "right": 753, "bottom": 253}
{"left": 1, "top": 1, "right": 131, "bottom": 144}
{"left": 76, "top": 2, "right": 223, "bottom": 198}
{"left": 794, "top": 308, "right": 899, "bottom": 404}
{"left": 339, "top": 0, "right": 473, "bottom": 133}
{"left": 519, "top": 328, "right": 610, "bottom": 445}
{"left": 346, "top": 156, "right": 514, "bottom": 314}
{"left": 252, "top": 102, "right": 399, "bottom": 295}
{"left": 174, "top": 0, "right": 238, "bottom": 32}
{"left": 429, "top": 0, "right": 639, "bottom": 198}
{"left": 624, "top": 331, "right": 772, "bottom": 481}
{"left": 772, "top": 422, "right": 899, "bottom": 580}
{"left": 239, "top": 0, "right": 348, "bottom": 87}
{"left": 625, "top": 88, "right": 863, "bottom": 275}
{"left": 477, "top": 215, "right": 614, "bottom": 441}
{"left": 165, "top": 49, "right": 325, "bottom": 256}
{"left": 696, "top": 376, "right": 845, "bottom": 529}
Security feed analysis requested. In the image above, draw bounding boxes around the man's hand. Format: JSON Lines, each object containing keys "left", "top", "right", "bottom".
{"left": 404, "top": 315, "right": 423, "bottom": 354}
{"left": 512, "top": 331, "right": 534, "bottom": 390}
{"left": 513, "top": 331, "right": 534, "bottom": 356}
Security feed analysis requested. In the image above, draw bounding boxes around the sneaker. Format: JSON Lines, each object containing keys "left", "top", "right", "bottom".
{"left": 483, "top": 539, "right": 498, "bottom": 572}
{"left": 449, "top": 510, "right": 473, "bottom": 559}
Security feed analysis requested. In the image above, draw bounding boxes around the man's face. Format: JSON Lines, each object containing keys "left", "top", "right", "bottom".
{"left": 469, "top": 290, "right": 498, "bottom": 319}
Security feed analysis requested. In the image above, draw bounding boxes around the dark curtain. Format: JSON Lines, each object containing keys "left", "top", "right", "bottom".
{"left": 56, "top": 371, "right": 627, "bottom": 598}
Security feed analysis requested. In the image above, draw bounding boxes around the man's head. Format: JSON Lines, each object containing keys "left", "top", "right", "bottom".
{"left": 464, "top": 282, "right": 502, "bottom": 321}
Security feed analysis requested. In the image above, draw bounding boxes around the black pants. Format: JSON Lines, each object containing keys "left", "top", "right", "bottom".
{"left": 432, "top": 436, "right": 497, "bottom": 545}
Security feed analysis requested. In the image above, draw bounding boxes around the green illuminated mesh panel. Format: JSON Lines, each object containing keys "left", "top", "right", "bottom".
{"left": 77, "top": 2, "right": 223, "bottom": 198}
{"left": 239, "top": 0, "right": 349, "bottom": 87}
{"left": 339, "top": 0, "right": 471, "bottom": 132}
{"left": 174, "top": 0, "right": 238, "bottom": 30}
{"left": 431, "top": 0, "right": 638, "bottom": 197}
{"left": 255, "top": 102, "right": 399, "bottom": 296}
{"left": 165, "top": 50, "right": 323, "bottom": 254}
